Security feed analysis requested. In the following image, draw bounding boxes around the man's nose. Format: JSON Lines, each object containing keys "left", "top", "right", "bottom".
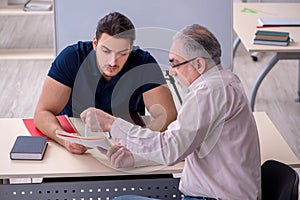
{"left": 108, "top": 54, "right": 117, "bottom": 66}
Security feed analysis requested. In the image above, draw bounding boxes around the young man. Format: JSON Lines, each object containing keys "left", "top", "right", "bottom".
{"left": 34, "top": 12, "right": 177, "bottom": 154}
{"left": 81, "top": 24, "right": 261, "bottom": 200}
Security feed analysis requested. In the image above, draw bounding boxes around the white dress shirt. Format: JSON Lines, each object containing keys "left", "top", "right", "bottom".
{"left": 110, "top": 66, "right": 261, "bottom": 200}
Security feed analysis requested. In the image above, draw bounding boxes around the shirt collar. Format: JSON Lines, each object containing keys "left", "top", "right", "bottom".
{"left": 188, "top": 64, "right": 222, "bottom": 91}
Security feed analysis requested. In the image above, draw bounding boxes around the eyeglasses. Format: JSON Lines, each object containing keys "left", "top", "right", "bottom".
{"left": 169, "top": 57, "right": 198, "bottom": 68}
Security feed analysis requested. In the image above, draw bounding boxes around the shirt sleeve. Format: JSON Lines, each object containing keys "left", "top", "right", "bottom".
{"left": 48, "top": 45, "right": 79, "bottom": 88}
{"left": 110, "top": 86, "right": 214, "bottom": 167}
{"left": 132, "top": 153, "right": 161, "bottom": 168}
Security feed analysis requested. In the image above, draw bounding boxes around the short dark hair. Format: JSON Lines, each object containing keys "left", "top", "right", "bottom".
{"left": 96, "top": 12, "right": 135, "bottom": 44}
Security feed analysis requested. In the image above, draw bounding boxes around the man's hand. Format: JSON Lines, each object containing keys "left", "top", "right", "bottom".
{"left": 80, "top": 107, "right": 115, "bottom": 132}
{"left": 62, "top": 139, "right": 87, "bottom": 154}
{"left": 97, "top": 145, "right": 134, "bottom": 168}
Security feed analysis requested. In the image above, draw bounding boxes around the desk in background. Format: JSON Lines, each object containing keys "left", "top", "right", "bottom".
{"left": 254, "top": 112, "right": 299, "bottom": 167}
{"left": 233, "top": 3, "right": 300, "bottom": 111}
{"left": 0, "top": 112, "right": 299, "bottom": 199}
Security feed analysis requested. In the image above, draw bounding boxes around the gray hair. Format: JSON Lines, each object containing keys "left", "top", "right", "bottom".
{"left": 173, "top": 24, "right": 221, "bottom": 66}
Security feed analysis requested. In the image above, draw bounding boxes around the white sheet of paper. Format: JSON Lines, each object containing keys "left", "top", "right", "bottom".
{"left": 56, "top": 130, "right": 111, "bottom": 150}
{"left": 258, "top": 17, "right": 300, "bottom": 26}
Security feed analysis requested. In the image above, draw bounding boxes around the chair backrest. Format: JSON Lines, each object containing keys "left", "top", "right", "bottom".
{"left": 261, "top": 160, "right": 299, "bottom": 200}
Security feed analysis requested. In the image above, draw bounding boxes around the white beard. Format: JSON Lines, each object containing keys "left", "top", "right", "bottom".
{"left": 175, "top": 77, "right": 189, "bottom": 98}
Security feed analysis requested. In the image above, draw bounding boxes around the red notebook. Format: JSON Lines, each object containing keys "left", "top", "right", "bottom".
{"left": 23, "top": 115, "right": 77, "bottom": 138}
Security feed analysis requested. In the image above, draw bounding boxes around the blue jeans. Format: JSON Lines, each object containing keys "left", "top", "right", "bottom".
{"left": 183, "top": 196, "right": 212, "bottom": 200}
{"left": 112, "top": 195, "right": 159, "bottom": 200}
{"left": 112, "top": 195, "right": 211, "bottom": 200}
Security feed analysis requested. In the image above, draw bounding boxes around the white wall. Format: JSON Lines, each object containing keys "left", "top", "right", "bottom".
{"left": 54, "top": 0, "right": 233, "bottom": 69}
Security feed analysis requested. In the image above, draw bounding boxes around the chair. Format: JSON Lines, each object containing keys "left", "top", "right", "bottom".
{"left": 261, "top": 160, "right": 299, "bottom": 200}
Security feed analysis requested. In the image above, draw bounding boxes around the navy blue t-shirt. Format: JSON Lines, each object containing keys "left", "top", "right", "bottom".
{"left": 48, "top": 41, "right": 166, "bottom": 123}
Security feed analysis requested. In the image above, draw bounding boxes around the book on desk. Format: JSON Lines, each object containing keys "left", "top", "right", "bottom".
{"left": 22, "top": 115, "right": 112, "bottom": 150}
{"left": 258, "top": 17, "right": 300, "bottom": 27}
{"left": 22, "top": 115, "right": 77, "bottom": 138}
{"left": 10, "top": 136, "right": 48, "bottom": 160}
{"left": 253, "top": 30, "right": 291, "bottom": 46}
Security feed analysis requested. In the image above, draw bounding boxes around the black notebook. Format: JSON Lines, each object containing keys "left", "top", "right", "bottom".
{"left": 10, "top": 136, "right": 48, "bottom": 160}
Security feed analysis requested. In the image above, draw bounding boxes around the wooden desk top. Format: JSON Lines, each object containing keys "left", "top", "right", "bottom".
{"left": 0, "top": 118, "right": 183, "bottom": 180}
{"left": 254, "top": 112, "right": 299, "bottom": 167}
{"left": 234, "top": 3, "right": 300, "bottom": 53}
{"left": 0, "top": 112, "right": 299, "bottom": 180}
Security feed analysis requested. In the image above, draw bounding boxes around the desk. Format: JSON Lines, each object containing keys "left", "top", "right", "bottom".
{"left": 0, "top": 118, "right": 184, "bottom": 199}
{"left": 1, "top": 113, "right": 299, "bottom": 199}
{"left": 233, "top": 3, "right": 300, "bottom": 111}
{"left": 254, "top": 112, "right": 299, "bottom": 167}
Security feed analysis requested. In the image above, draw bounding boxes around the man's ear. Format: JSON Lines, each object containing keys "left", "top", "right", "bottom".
{"left": 196, "top": 57, "right": 206, "bottom": 75}
{"left": 92, "top": 37, "right": 98, "bottom": 50}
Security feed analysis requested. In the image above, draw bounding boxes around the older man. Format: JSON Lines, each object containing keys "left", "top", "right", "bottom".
{"left": 81, "top": 24, "right": 261, "bottom": 200}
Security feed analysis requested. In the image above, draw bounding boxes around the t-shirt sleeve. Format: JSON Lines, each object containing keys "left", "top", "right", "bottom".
{"left": 48, "top": 45, "right": 79, "bottom": 88}
{"left": 138, "top": 53, "right": 167, "bottom": 93}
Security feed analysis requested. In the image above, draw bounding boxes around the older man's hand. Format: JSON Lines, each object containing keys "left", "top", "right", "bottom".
{"left": 80, "top": 107, "right": 116, "bottom": 132}
{"left": 97, "top": 145, "right": 134, "bottom": 169}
